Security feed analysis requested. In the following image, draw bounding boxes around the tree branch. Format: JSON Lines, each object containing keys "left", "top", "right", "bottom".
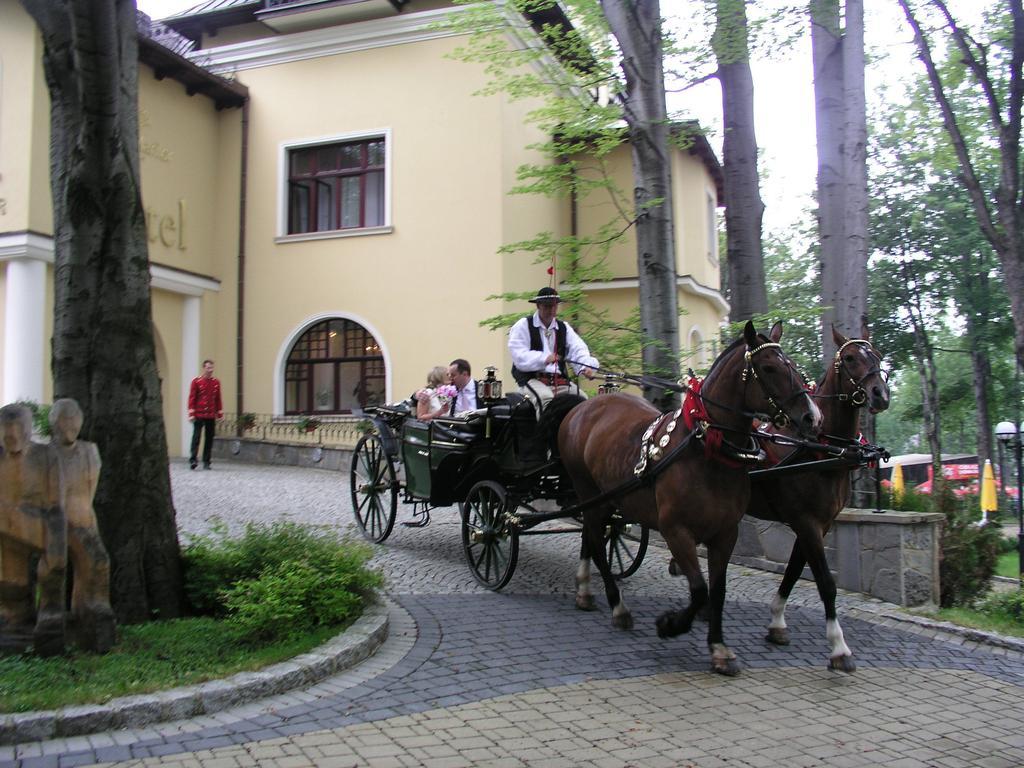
{"left": 898, "top": 0, "right": 1003, "bottom": 251}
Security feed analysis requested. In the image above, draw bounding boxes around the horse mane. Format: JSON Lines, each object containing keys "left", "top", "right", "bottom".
{"left": 701, "top": 331, "right": 761, "bottom": 391}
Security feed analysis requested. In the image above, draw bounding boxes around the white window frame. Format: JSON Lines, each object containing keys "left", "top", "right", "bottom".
{"left": 706, "top": 189, "right": 719, "bottom": 267}
{"left": 276, "top": 127, "right": 393, "bottom": 242}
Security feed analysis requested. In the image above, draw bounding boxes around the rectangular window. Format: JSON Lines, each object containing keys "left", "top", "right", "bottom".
{"left": 286, "top": 136, "right": 387, "bottom": 235}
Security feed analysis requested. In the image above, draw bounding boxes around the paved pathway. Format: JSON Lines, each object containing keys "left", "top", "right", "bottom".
{"left": 3, "top": 459, "right": 1024, "bottom": 768}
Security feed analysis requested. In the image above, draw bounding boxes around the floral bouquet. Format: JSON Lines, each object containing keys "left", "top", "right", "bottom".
{"left": 436, "top": 384, "right": 457, "bottom": 402}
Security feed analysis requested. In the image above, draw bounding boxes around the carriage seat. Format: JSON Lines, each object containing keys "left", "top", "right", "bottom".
{"left": 484, "top": 392, "right": 533, "bottom": 420}
{"left": 430, "top": 412, "right": 486, "bottom": 444}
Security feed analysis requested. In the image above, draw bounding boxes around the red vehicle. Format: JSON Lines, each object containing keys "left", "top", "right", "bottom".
{"left": 911, "top": 463, "right": 1018, "bottom": 498}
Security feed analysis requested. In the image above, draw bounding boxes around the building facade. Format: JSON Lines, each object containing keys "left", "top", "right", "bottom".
{"left": 0, "top": 0, "right": 727, "bottom": 456}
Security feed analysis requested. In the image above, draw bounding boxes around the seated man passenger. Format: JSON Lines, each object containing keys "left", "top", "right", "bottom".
{"left": 417, "top": 360, "right": 477, "bottom": 421}
{"left": 508, "top": 286, "right": 597, "bottom": 414}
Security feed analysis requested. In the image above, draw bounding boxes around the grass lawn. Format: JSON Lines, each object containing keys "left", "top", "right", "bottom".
{"left": 0, "top": 616, "right": 351, "bottom": 714}
{"left": 924, "top": 604, "right": 1024, "bottom": 640}
{"left": 997, "top": 551, "right": 1023, "bottom": 580}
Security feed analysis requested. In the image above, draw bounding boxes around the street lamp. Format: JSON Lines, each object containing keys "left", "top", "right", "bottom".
{"left": 995, "top": 421, "right": 1024, "bottom": 582}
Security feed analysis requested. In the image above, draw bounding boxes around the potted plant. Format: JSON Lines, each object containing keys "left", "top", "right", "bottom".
{"left": 296, "top": 416, "right": 320, "bottom": 433}
{"left": 240, "top": 412, "right": 257, "bottom": 431}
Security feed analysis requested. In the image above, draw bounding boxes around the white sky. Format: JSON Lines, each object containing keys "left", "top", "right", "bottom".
{"left": 135, "top": 0, "right": 970, "bottom": 238}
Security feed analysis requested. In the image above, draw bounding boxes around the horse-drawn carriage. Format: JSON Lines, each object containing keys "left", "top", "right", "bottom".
{"left": 348, "top": 368, "right": 649, "bottom": 590}
{"left": 349, "top": 321, "right": 890, "bottom": 675}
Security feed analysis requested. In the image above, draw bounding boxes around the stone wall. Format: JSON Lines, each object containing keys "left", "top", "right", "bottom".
{"left": 732, "top": 508, "right": 944, "bottom": 607}
{"left": 212, "top": 437, "right": 353, "bottom": 472}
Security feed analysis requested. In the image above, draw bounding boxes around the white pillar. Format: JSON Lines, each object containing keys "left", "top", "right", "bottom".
{"left": 3, "top": 258, "right": 47, "bottom": 404}
{"left": 180, "top": 296, "right": 201, "bottom": 457}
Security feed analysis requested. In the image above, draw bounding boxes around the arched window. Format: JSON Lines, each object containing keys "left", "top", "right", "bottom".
{"left": 284, "top": 319, "right": 385, "bottom": 414}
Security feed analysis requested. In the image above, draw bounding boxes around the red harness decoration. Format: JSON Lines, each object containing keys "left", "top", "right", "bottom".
{"left": 682, "top": 376, "right": 724, "bottom": 458}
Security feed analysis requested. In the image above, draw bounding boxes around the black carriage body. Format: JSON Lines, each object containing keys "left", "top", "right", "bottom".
{"left": 398, "top": 395, "right": 552, "bottom": 506}
{"left": 353, "top": 392, "right": 649, "bottom": 590}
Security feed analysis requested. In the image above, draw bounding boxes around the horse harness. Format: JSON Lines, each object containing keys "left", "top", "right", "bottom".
{"left": 633, "top": 339, "right": 802, "bottom": 478}
{"left": 828, "top": 339, "right": 885, "bottom": 408}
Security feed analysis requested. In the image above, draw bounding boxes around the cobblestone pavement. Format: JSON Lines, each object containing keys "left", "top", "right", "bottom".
{"left": 3, "top": 459, "right": 1024, "bottom": 768}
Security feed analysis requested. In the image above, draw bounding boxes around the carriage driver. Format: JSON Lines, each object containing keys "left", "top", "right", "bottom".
{"left": 508, "top": 286, "right": 598, "bottom": 414}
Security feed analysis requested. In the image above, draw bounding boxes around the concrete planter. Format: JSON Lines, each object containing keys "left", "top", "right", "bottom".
{"left": 732, "top": 508, "right": 943, "bottom": 607}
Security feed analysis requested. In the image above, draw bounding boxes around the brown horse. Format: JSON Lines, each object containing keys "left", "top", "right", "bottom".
{"left": 750, "top": 323, "right": 890, "bottom": 672}
{"left": 549, "top": 321, "right": 822, "bottom": 675}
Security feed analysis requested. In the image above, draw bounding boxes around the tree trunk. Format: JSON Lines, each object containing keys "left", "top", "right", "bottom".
{"left": 714, "top": 0, "right": 767, "bottom": 323}
{"left": 21, "top": 0, "right": 183, "bottom": 623}
{"left": 811, "top": 0, "right": 845, "bottom": 362}
{"left": 601, "top": 0, "right": 681, "bottom": 410}
{"left": 813, "top": 0, "right": 869, "bottom": 364}
{"left": 840, "top": 0, "right": 869, "bottom": 346}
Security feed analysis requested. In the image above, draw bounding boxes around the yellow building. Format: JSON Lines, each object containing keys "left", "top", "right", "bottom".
{"left": 0, "top": 0, "right": 726, "bottom": 456}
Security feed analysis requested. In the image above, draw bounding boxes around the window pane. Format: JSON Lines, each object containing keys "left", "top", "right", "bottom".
{"left": 367, "top": 140, "right": 385, "bottom": 166}
{"left": 328, "top": 321, "right": 345, "bottom": 357}
{"left": 312, "top": 363, "right": 335, "bottom": 412}
{"left": 364, "top": 171, "right": 383, "bottom": 227}
{"left": 316, "top": 179, "right": 335, "bottom": 231}
{"left": 338, "top": 362, "right": 365, "bottom": 412}
{"left": 286, "top": 377, "right": 309, "bottom": 413}
{"left": 290, "top": 148, "right": 315, "bottom": 176}
{"left": 288, "top": 181, "right": 312, "bottom": 234}
{"left": 317, "top": 145, "right": 340, "bottom": 172}
{"left": 341, "top": 176, "right": 361, "bottom": 228}
{"left": 340, "top": 143, "right": 363, "bottom": 169}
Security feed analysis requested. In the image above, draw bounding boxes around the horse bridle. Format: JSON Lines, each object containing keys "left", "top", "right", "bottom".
{"left": 741, "top": 341, "right": 811, "bottom": 430}
{"left": 831, "top": 339, "right": 886, "bottom": 408}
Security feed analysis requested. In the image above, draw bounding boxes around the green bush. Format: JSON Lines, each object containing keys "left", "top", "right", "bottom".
{"left": 222, "top": 547, "right": 380, "bottom": 643}
{"left": 975, "top": 588, "right": 1024, "bottom": 624}
{"left": 935, "top": 484, "right": 1002, "bottom": 607}
{"left": 181, "top": 521, "right": 381, "bottom": 622}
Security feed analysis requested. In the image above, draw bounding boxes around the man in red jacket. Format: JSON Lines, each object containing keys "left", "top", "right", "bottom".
{"left": 188, "top": 359, "right": 223, "bottom": 470}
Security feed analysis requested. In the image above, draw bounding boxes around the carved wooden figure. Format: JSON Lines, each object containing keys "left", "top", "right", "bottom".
{"left": 0, "top": 403, "right": 66, "bottom": 656}
{"left": 50, "top": 398, "right": 116, "bottom": 652}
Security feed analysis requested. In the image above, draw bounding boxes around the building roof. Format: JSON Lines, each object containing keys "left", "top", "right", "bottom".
{"left": 138, "top": 13, "right": 249, "bottom": 110}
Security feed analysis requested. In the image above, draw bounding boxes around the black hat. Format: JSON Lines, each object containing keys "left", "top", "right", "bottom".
{"left": 528, "top": 287, "right": 563, "bottom": 304}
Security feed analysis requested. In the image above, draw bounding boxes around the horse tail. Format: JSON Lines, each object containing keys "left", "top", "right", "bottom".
{"left": 538, "top": 394, "right": 586, "bottom": 454}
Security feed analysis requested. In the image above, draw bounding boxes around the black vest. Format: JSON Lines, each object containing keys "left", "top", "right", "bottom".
{"left": 512, "top": 316, "right": 568, "bottom": 385}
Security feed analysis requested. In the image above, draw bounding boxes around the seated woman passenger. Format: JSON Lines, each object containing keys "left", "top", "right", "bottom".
{"left": 414, "top": 366, "right": 456, "bottom": 421}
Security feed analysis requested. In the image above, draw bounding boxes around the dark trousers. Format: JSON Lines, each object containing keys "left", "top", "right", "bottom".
{"left": 189, "top": 418, "right": 215, "bottom": 466}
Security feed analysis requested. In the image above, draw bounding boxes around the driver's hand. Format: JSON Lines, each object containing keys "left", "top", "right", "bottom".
{"left": 582, "top": 367, "right": 596, "bottom": 380}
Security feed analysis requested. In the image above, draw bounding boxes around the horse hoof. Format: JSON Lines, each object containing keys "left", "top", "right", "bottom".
{"left": 575, "top": 594, "right": 597, "bottom": 611}
{"left": 668, "top": 558, "right": 683, "bottom": 576}
{"left": 612, "top": 612, "right": 634, "bottom": 630}
{"left": 829, "top": 655, "right": 856, "bottom": 674}
{"left": 711, "top": 658, "right": 741, "bottom": 677}
{"left": 656, "top": 612, "right": 688, "bottom": 638}
{"left": 766, "top": 627, "right": 790, "bottom": 646}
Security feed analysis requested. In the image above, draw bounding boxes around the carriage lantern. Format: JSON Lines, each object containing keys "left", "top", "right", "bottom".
{"left": 479, "top": 366, "right": 503, "bottom": 402}
{"left": 597, "top": 373, "right": 620, "bottom": 396}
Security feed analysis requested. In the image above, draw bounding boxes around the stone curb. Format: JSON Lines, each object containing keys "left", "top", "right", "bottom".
{"left": 848, "top": 603, "right": 1024, "bottom": 655}
{"left": 0, "top": 599, "right": 390, "bottom": 746}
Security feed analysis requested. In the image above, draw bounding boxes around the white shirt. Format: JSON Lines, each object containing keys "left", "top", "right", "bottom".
{"left": 453, "top": 382, "right": 477, "bottom": 414}
{"left": 508, "top": 312, "right": 599, "bottom": 375}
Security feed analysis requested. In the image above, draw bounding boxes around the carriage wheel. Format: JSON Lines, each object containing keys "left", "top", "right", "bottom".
{"left": 350, "top": 434, "right": 398, "bottom": 543}
{"left": 606, "top": 520, "right": 649, "bottom": 579}
{"left": 461, "top": 480, "right": 519, "bottom": 591}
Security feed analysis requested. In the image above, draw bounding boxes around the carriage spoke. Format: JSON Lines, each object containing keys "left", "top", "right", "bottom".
{"left": 461, "top": 481, "right": 518, "bottom": 591}
{"left": 349, "top": 434, "right": 397, "bottom": 544}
